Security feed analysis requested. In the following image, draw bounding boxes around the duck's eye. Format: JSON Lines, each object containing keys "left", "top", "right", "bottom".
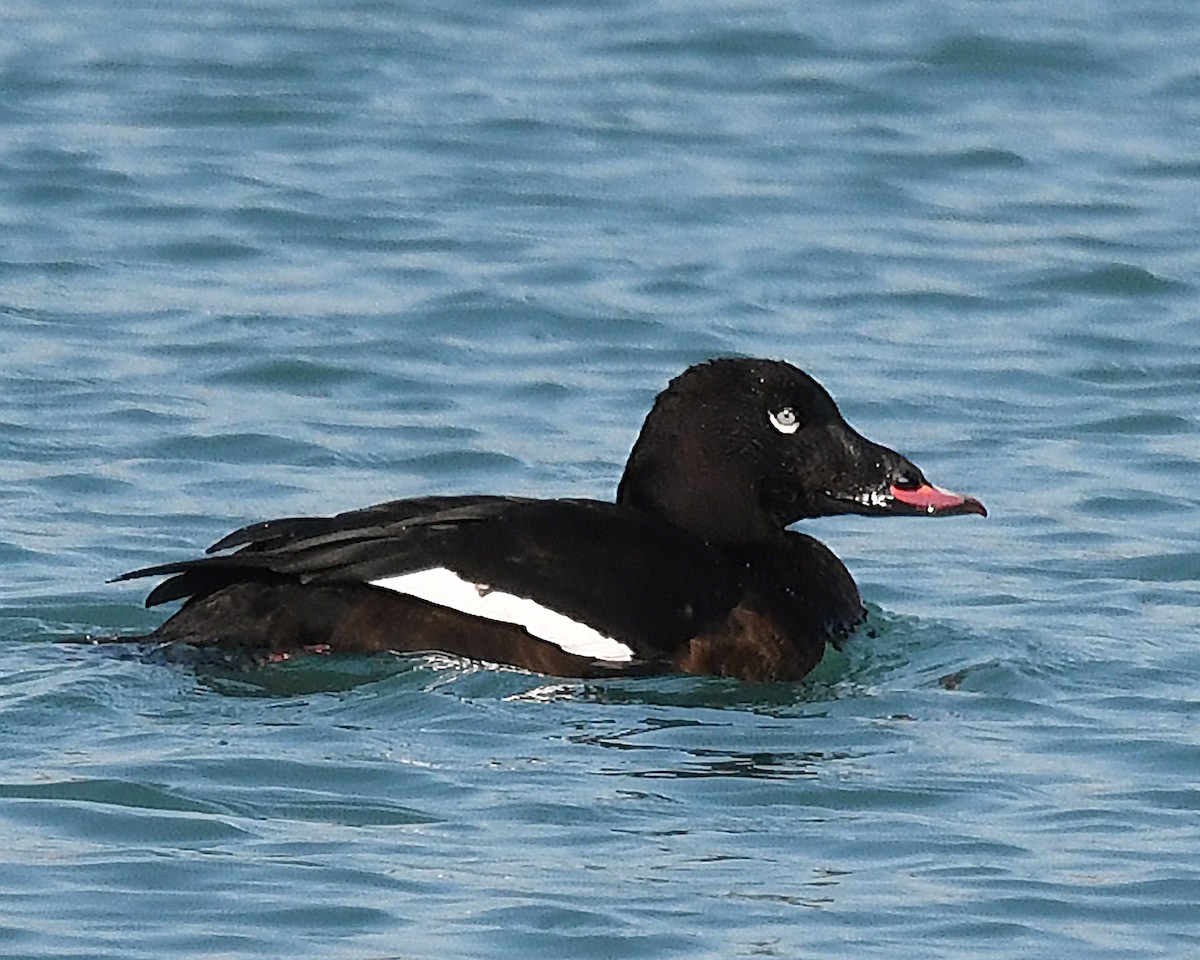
{"left": 768, "top": 407, "right": 800, "bottom": 434}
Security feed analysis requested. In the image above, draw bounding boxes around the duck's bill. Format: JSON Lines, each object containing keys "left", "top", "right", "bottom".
{"left": 830, "top": 482, "right": 987, "bottom": 518}
{"left": 887, "top": 482, "right": 987, "bottom": 517}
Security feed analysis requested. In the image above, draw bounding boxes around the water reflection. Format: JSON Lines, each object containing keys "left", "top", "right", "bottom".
{"left": 569, "top": 718, "right": 852, "bottom": 780}
{"left": 612, "top": 746, "right": 841, "bottom": 781}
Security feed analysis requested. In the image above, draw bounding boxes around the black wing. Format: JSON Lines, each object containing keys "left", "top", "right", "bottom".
{"left": 115, "top": 496, "right": 529, "bottom": 606}
{"left": 203, "top": 494, "right": 513, "bottom": 554}
{"left": 116, "top": 496, "right": 743, "bottom": 659}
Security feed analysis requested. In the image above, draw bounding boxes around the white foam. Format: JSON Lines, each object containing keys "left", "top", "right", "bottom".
{"left": 370, "top": 567, "right": 635, "bottom": 663}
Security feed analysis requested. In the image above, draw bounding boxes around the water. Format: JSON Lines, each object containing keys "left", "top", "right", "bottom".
{"left": 3, "top": 0, "right": 1199, "bottom": 956}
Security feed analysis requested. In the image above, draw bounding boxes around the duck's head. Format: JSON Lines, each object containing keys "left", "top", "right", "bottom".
{"left": 616, "top": 358, "right": 986, "bottom": 543}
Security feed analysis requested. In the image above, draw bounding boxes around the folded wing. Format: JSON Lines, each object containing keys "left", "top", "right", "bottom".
{"left": 116, "top": 496, "right": 743, "bottom": 663}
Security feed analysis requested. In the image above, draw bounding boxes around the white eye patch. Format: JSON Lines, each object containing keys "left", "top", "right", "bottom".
{"left": 768, "top": 407, "right": 800, "bottom": 434}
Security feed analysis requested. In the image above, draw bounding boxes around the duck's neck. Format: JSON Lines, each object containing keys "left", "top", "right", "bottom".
{"left": 616, "top": 458, "right": 780, "bottom": 546}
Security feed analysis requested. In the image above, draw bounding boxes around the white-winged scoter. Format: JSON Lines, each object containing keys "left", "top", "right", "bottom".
{"left": 116, "top": 358, "right": 985, "bottom": 681}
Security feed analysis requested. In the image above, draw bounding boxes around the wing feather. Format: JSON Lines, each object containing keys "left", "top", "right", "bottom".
{"left": 119, "top": 496, "right": 741, "bottom": 659}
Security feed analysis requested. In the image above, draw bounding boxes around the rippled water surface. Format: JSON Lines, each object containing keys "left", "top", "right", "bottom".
{"left": 3, "top": 1, "right": 1199, "bottom": 957}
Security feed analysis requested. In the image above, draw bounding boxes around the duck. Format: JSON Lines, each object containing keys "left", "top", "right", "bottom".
{"left": 115, "top": 358, "right": 985, "bottom": 682}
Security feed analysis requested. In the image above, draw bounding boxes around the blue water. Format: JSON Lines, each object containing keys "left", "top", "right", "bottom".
{"left": 3, "top": 1, "right": 1199, "bottom": 956}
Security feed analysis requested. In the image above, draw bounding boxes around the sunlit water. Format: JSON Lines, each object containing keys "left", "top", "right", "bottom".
{"left": 3, "top": 1, "right": 1199, "bottom": 957}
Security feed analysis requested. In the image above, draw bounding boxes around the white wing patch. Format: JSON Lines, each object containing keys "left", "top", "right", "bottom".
{"left": 369, "top": 567, "right": 635, "bottom": 663}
